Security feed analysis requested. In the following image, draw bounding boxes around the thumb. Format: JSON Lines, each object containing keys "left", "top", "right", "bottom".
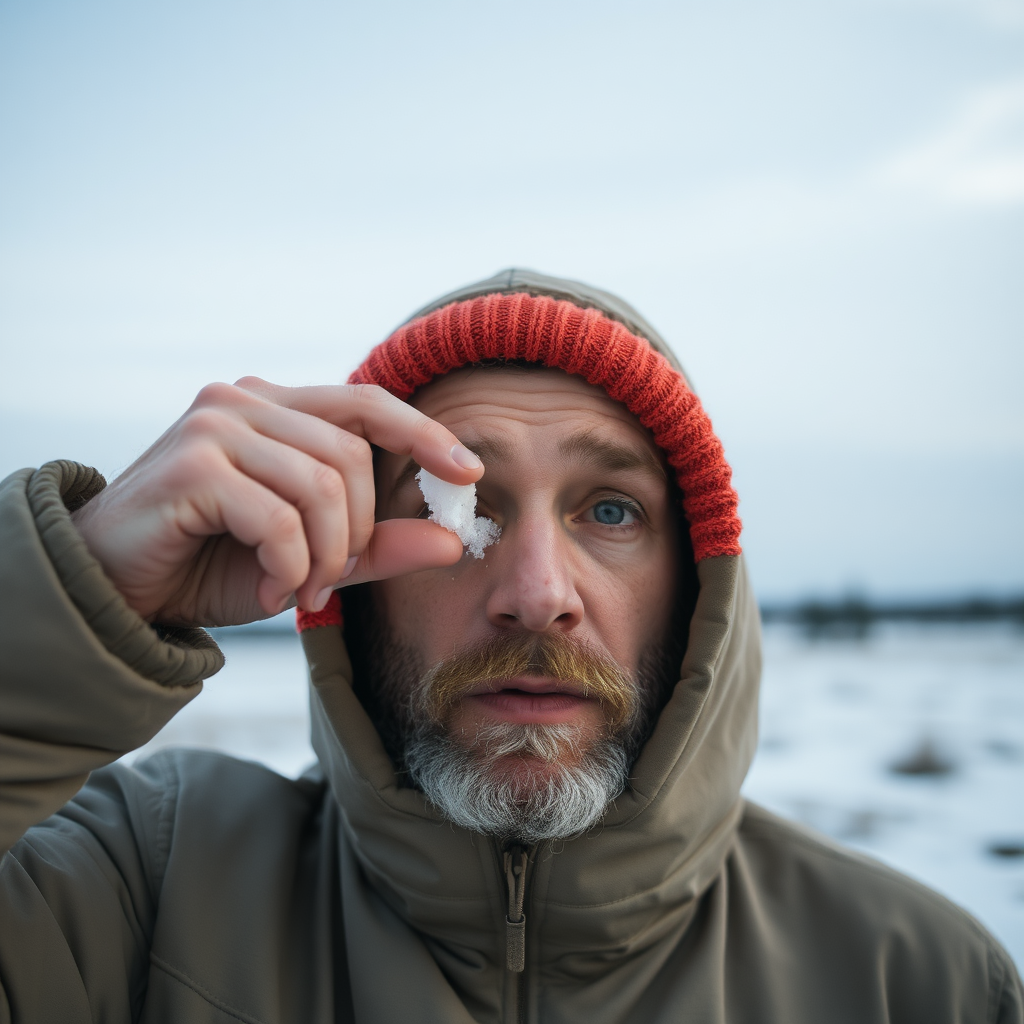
{"left": 340, "top": 519, "right": 465, "bottom": 587}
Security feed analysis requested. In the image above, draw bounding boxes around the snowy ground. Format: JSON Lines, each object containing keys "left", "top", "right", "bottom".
{"left": 744, "top": 621, "right": 1024, "bottom": 968}
{"left": 127, "top": 621, "right": 1024, "bottom": 967}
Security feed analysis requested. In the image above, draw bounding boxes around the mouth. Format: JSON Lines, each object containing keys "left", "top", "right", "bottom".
{"left": 464, "top": 676, "right": 594, "bottom": 725}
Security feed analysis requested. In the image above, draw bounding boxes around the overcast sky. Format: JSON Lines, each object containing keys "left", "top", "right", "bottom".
{"left": 1, "top": 0, "right": 1021, "bottom": 600}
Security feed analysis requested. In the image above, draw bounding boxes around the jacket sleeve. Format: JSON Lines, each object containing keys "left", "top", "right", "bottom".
{"left": 0, "top": 461, "right": 223, "bottom": 856}
{"left": 0, "top": 461, "right": 224, "bottom": 1021}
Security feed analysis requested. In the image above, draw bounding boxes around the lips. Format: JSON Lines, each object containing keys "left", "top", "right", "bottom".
{"left": 466, "top": 675, "right": 587, "bottom": 698}
{"left": 464, "top": 676, "right": 594, "bottom": 725}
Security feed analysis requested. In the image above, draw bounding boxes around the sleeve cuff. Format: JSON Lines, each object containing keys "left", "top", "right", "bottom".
{"left": 26, "top": 461, "right": 224, "bottom": 688}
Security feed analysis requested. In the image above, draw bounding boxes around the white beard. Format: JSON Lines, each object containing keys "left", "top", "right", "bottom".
{"left": 351, "top": 610, "right": 673, "bottom": 844}
{"left": 403, "top": 719, "right": 632, "bottom": 844}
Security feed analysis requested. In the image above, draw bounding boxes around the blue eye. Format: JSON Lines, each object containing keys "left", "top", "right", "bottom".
{"left": 592, "top": 500, "right": 635, "bottom": 526}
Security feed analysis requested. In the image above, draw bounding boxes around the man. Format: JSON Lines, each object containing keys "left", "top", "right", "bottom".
{"left": 0, "top": 269, "right": 1019, "bottom": 1022}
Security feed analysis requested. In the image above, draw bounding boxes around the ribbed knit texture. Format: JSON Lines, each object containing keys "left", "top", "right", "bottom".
{"left": 298, "top": 292, "right": 740, "bottom": 632}
{"left": 295, "top": 590, "right": 343, "bottom": 633}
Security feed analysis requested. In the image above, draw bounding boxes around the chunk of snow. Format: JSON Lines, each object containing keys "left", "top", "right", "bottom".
{"left": 416, "top": 468, "right": 501, "bottom": 559}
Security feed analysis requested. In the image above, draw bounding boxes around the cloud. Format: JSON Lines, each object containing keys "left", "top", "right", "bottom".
{"left": 875, "top": 79, "right": 1024, "bottom": 204}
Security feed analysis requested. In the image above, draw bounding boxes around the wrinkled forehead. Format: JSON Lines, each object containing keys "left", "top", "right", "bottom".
{"left": 408, "top": 364, "right": 661, "bottom": 451}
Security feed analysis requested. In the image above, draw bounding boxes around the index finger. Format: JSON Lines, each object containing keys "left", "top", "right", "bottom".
{"left": 234, "top": 378, "right": 483, "bottom": 485}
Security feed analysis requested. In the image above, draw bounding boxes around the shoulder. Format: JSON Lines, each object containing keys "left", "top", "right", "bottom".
{"left": 5, "top": 751, "right": 338, "bottom": 1021}
{"left": 123, "top": 746, "right": 326, "bottom": 808}
{"left": 732, "top": 800, "right": 1022, "bottom": 1022}
{"left": 46, "top": 749, "right": 328, "bottom": 882}
{"left": 117, "top": 746, "right": 325, "bottom": 827}
{"left": 66, "top": 747, "right": 325, "bottom": 818}
{"left": 736, "top": 800, "right": 988, "bottom": 935}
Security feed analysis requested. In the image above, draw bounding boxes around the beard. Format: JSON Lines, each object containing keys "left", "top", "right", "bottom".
{"left": 354, "top": 618, "right": 677, "bottom": 844}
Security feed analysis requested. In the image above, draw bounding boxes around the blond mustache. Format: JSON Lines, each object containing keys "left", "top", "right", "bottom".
{"left": 422, "top": 633, "right": 639, "bottom": 735}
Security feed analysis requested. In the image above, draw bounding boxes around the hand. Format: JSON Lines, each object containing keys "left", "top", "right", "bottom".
{"left": 70, "top": 378, "right": 482, "bottom": 626}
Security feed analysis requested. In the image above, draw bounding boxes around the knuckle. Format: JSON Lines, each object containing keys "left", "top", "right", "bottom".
{"left": 233, "top": 375, "right": 269, "bottom": 392}
{"left": 347, "top": 383, "right": 392, "bottom": 407}
{"left": 163, "top": 441, "right": 224, "bottom": 488}
{"left": 177, "top": 406, "right": 235, "bottom": 442}
{"left": 415, "top": 415, "right": 447, "bottom": 448}
{"left": 265, "top": 502, "right": 303, "bottom": 541}
{"left": 310, "top": 462, "right": 345, "bottom": 502}
{"left": 348, "top": 509, "right": 376, "bottom": 553}
{"left": 191, "top": 381, "right": 241, "bottom": 410}
{"left": 332, "top": 430, "right": 373, "bottom": 470}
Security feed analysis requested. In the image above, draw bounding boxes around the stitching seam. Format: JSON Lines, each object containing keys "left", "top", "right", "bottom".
{"left": 149, "top": 954, "right": 268, "bottom": 1024}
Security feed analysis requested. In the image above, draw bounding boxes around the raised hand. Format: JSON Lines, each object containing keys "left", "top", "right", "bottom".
{"left": 70, "top": 378, "right": 482, "bottom": 627}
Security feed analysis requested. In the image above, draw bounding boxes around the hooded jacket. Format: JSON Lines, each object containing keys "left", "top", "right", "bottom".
{"left": 0, "top": 271, "right": 1020, "bottom": 1023}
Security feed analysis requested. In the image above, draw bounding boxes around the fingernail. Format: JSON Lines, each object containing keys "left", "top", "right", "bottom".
{"left": 278, "top": 592, "right": 297, "bottom": 614}
{"left": 450, "top": 443, "right": 482, "bottom": 471}
{"left": 312, "top": 587, "right": 335, "bottom": 612}
{"left": 340, "top": 555, "right": 359, "bottom": 580}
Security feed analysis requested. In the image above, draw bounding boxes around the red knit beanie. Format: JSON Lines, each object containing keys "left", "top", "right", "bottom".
{"left": 297, "top": 290, "right": 740, "bottom": 632}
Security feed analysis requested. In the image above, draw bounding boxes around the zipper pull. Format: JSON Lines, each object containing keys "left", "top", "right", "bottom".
{"left": 503, "top": 846, "right": 528, "bottom": 973}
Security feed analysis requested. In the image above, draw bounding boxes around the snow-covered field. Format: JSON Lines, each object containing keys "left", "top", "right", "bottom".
{"left": 745, "top": 622, "right": 1023, "bottom": 968}
{"left": 127, "top": 621, "right": 1024, "bottom": 967}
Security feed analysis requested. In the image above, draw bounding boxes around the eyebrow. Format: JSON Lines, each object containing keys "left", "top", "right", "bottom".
{"left": 557, "top": 428, "right": 668, "bottom": 481}
{"left": 390, "top": 428, "right": 665, "bottom": 497}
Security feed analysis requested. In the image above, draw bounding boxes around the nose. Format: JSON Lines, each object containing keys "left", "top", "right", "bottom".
{"left": 484, "top": 516, "right": 584, "bottom": 632}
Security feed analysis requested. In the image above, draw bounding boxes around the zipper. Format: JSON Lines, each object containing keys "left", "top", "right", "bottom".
{"left": 501, "top": 842, "right": 534, "bottom": 1024}
{"left": 503, "top": 845, "right": 528, "bottom": 971}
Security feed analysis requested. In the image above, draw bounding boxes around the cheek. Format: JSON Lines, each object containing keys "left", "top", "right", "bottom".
{"left": 371, "top": 569, "right": 480, "bottom": 656}
{"left": 372, "top": 576, "right": 427, "bottom": 637}
{"left": 585, "top": 559, "right": 677, "bottom": 664}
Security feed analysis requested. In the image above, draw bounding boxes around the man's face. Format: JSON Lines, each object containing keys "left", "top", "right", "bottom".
{"left": 367, "top": 365, "right": 682, "bottom": 839}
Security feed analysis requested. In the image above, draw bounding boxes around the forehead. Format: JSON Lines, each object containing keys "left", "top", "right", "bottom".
{"left": 409, "top": 365, "right": 657, "bottom": 452}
